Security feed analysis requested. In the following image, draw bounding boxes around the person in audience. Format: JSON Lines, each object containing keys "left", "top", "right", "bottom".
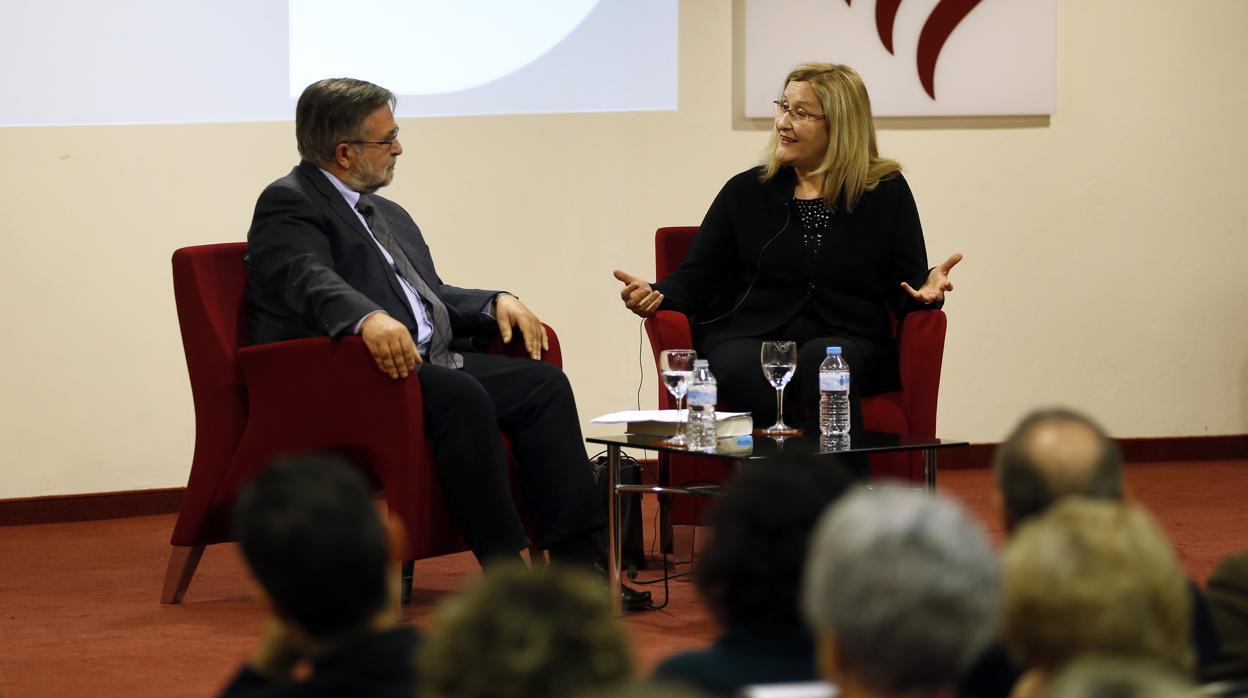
{"left": 220, "top": 453, "right": 417, "bottom": 698}
{"left": 959, "top": 407, "right": 1220, "bottom": 698}
{"left": 802, "top": 487, "right": 1000, "bottom": 698}
{"left": 1205, "top": 549, "right": 1248, "bottom": 682}
{"left": 419, "top": 563, "right": 633, "bottom": 698}
{"left": 652, "top": 456, "right": 855, "bottom": 696}
{"left": 1043, "top": 656, "right": 1195, "bottom": 698}
{"left": 585, "top": 681, "right": 713, "bottom": 698}
{"left": 1002, "top": 498, "right": 1194, "bottom": 698}
{"left": 613, "top": 62, "right": 961, "bottom": 436}
{"left": 993, "top": 407, "right": 1124, "bottom": 532}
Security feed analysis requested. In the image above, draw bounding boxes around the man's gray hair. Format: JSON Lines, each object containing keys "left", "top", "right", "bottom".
{"left": 295, "top": 78, "right": 396, "bottom": 165}
{"left": 801, "top": 487, "right": 1000, "bottom": 696}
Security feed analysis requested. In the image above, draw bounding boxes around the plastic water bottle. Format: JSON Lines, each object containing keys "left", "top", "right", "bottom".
{"left": 819, "top": 346, "right": 851, "bottom": 436}
{"left": 686, "top": 359, "right": 718, "bottom": 452}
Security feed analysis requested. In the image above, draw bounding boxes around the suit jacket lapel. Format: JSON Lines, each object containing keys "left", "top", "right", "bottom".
{"left": 293, "top": 161, "right": 417, "bottom": 324}
{"left": 295, "top": 161, "right": 376, "bottom": 242}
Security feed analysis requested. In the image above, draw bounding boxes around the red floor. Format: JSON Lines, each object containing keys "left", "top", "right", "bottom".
{"left": 0, "top": 461, "right": 1245, "bottom": 697}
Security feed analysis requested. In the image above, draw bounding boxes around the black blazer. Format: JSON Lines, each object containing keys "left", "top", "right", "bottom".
{"left": 219, "top": 626, "right": 420, "bottom": 698}
{"left": 245, "top": 161, "right": 499, "bottom": 346}
{"left": 652, "top": 166, "right": 933, "bottom": 357}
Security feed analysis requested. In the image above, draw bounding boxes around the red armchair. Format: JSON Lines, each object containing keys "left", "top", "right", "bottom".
{"left": 163, "top": 243, "right": 559, "bottom": 603}
{"left": 644, "top": 227, "right": 947, "bottom": 531}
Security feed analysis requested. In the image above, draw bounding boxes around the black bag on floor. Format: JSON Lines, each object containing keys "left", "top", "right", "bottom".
{"left": 592, "top": 453, "right": 647, "bottom": 572}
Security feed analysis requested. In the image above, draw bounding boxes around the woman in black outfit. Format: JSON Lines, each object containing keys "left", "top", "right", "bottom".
{"left": 615, "top": 63, "right": 961, "bottom": 434}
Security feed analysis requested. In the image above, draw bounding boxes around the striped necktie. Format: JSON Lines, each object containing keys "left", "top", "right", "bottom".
{"left": 356, "top": 196, "right": 462, "bottom": 369}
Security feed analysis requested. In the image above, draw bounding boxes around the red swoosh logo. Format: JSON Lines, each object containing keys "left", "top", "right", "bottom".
{"left": 875, "top": 0, "right": 903, "bottom": 54}
{"left": 916, "top": 0, "right": 982, "bottom": 98}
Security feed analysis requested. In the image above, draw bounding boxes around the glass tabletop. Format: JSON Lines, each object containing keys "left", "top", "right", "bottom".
{"left": 586, "top": 430, "right": 968, "bottom": 460}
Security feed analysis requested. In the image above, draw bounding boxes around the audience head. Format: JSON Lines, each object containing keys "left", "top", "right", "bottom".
{"left": 1044, "top": 656, "right": 1195, "bottom": 698}
{"left": 1002, "top": 498, "right": 1192, "bottom": 676}
{"left": 1204, "top": 549, "right": 1248, "bottom": 681}
{"left": 232, "top": 452, "right": 394, "bottom": 640}
{"left": 994, "top": 407, "right": 1123, "bottom": 531}
{"left": 583, "top": 680, "right": 713, "bottom": 698}
{"left": 762, "top": 62, "right": 900, "bottom": 211}
{"left": 296, "top": 77, "right": 396, "bottom": 165}
{"left": 420, "top": 563, "right": 634, "bottom": 698}
{"left": 697, "top": 455, "right": 854, "bottom": 632}
{"left": 802, "top": 487, "right": 1000, "bottom": 697}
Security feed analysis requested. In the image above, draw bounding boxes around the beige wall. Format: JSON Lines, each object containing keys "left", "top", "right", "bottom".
{"left": 1, "top": 0, "right": 1245, "bottom": 500}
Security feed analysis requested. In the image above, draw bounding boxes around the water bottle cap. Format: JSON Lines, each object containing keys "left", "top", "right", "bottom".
{"left": 693, "top": 359, "right": 709, "bottom": 367}
{"left": 826, "top": 346, "right": 842, "bottom": 355}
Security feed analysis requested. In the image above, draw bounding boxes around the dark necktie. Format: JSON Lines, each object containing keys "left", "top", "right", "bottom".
{"left": 356, "top": 196, "right": 462, "bottom": 369}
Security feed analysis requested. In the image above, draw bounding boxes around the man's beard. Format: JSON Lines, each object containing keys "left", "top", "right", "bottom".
{"left": 351, "top": 158, "right": 395, "bottom": 195}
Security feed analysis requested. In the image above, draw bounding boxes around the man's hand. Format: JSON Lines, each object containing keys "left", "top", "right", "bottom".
{"left": 494, "top": 294, "right": 548, "bottom": 360}
{"left": 901, "top": 252, "right": 964, "bottom": 304}
{"left": 613, "top": 270, "right": 664, "bottom": 318}
{"left": 249, "top": 618, "right": 313, "bottom": 681}
{"left": 361, "top": 312, "right": 420, "bottom": 379}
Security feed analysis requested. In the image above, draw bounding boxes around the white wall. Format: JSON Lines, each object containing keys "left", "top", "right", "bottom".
{"left": 1, "top": 0, "right": 1245, "bottom": 499}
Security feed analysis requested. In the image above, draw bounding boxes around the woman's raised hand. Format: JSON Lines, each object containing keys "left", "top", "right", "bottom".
{"left": 901, "top": 252, "right": 963, "bottom": 304}
{"left": 613, "top": 269, "right": 665, "bottom": 318}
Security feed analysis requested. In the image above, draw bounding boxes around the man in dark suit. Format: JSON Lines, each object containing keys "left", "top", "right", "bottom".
{"left": 245, "top": 79, "right": 642, "bottom": 606}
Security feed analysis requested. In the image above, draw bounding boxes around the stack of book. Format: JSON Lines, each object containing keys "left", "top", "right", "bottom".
{"left": 591, "top": 410, "right": 753, "bottom": 438}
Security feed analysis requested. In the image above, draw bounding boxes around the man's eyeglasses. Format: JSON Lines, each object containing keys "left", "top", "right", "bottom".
{"left": 773, "top": 100, "right": 826, "bottom": 124}
{"left": 343, "top": 137, "right": 399, "bottom": 153}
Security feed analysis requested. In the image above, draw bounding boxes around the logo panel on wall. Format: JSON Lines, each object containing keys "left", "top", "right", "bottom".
{"left": 744, "top": 0, "right": 1057, "bottom": 117}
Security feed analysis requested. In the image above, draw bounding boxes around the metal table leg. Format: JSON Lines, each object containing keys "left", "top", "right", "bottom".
{"left": 924, "top": 447, "right": 938, "bottom": 492}
{"left": 607, "top": 443, "right": 622, "bottom": 615}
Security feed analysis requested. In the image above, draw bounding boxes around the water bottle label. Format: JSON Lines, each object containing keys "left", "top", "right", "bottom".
{"left": 819, "top": 371, "right": 849, "bottom": 392}
{"left": 688, "top": 385, "right": 717, "bottom": 406}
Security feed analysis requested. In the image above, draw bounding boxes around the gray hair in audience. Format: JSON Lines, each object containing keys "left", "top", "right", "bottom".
{"left": 802, "top": 487, "right": 1000, "bottom": 696}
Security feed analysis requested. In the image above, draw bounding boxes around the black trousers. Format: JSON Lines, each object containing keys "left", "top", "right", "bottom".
{"left": 417, "top": 353, "right": 605, "bottom": 561}
{"left": 706, "top": 312, "right": 895, "bottom": 435}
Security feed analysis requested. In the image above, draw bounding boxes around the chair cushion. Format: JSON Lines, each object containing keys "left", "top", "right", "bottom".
{"left": 861, "top": 391, "right": 909, "bottom": 435}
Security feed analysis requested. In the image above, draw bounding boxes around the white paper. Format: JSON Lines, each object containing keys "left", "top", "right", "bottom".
{"left": 590, "top": 409, "right": 750, "bottom": 424}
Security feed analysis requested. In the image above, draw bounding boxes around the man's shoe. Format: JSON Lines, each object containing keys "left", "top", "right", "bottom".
{"left": 590, "top": 561, "right": 651, "bottom": 611}
{"left": 549, "top": 528, "right": 652, "bottom": 610}
{"left": 621, "top": 583, "right": 652, "bottom": 611}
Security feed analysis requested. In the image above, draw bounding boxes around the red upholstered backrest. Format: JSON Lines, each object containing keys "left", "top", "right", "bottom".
{"left": 895, "top": 308, "right": 946, "bottom": 438}
{"left": 648, "top": 227, "right": 699, "bottom": 408}
{"left": 647, "top": 225, "right": 947, "bottom": 438}
{"left": 171, "top": 244, "right": 250, "bottom": 489}
{"left": 655, "top": 226, "right": 698, "bottom": 278}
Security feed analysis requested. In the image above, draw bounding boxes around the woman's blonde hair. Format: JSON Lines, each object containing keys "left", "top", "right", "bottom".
{"left": 419, "top": 563, "right": 634, "bottom": 698}
{"left": 761, "top": 63, "right": 900, "bottom": 212}
{"left": 1002, "top": 498, "right": 1194, "bottom": 675}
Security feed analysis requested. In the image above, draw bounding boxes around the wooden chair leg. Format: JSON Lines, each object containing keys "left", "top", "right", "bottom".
{"left": 401, "top": 560, "right": 414, "bottom": 605}
{"left": 160, "top": 545, "right": 204, "bottom": 604}
{"left": 528, "top": 545, "right": 547, "bottom": 566}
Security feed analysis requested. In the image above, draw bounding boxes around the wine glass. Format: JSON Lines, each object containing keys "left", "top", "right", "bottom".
{"left": 659, "top": 349, "right": 697, "bottom": 446}
{"left": 760, "top": 340, "right": 799, "bottom": 435}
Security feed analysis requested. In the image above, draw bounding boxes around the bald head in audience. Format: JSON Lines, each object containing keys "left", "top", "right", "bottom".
{"left": 993, "top": 407, "right": 1122, "bottom": 531}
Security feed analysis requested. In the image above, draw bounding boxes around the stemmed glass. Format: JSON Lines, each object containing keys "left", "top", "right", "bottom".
{"left": 760, "top": 340, "right": 800, "bottom": 435}
{"left": 659, "top": 349, "right": 697, "bottom": 446}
